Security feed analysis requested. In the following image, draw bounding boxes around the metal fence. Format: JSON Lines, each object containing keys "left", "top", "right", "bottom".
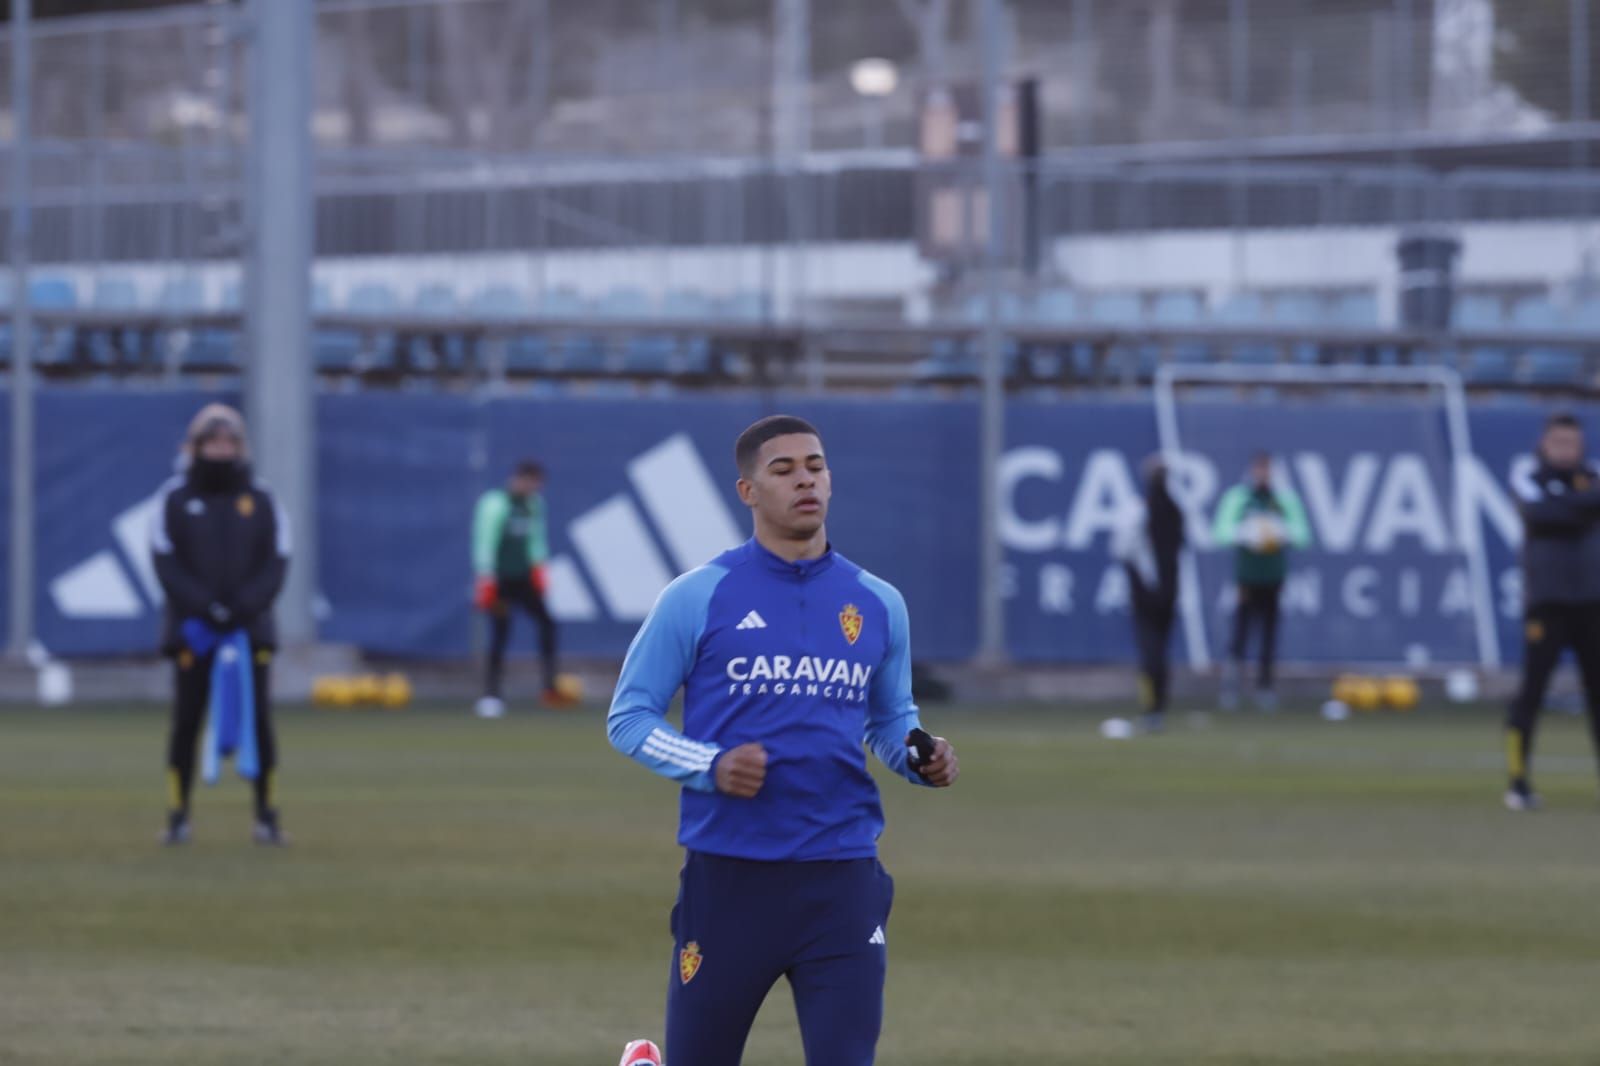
{"left": 6, "top": 2, "right": 1600, "bottom": 309}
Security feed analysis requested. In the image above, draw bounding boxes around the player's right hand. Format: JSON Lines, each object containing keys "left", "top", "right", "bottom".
{"left": 715, "top": 742, "right": 767, "bottom": 798}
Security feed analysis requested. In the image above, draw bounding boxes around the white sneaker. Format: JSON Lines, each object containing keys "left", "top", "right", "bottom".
{"left": 474, "top": 696, "right": 505, "bottom": 719}
{"left": 1504, "top": 787, "right": 1542, "bottom": 812}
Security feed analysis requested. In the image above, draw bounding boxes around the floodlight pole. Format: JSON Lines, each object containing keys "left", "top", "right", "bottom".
{"left": 7, "top": 0, "right": 35, "bottom": 660}
{"left": 976, "top": 0, "right": 1009, "bottom": 664}
{"left": 246, "top": 0, "right": 316, "bottom": 644}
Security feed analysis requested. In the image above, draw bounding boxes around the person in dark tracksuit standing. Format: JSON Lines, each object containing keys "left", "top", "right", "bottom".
{"left": 1113, "top": 456, "right": 1186, "bottom": 733}
{"left": 1505, "top": 412, "right": 1600, "bottom": 811}
{"left": 150, "top": 405, "right": 291, "bottom": 845}
{"left": 472, "top": 459, "right": 571, "bottom": 718}
{"left": 1212, "top": 451, "right": 1311, "bottom": 711}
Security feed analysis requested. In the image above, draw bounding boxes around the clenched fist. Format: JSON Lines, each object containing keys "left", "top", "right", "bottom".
{"left": 715, "top": 742, "right": 768, "bottom": 798}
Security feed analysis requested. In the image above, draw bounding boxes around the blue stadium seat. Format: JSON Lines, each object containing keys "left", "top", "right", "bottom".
{"left": 29, "top": 277, "right": 79, "bottom": 367}
{"left": 914, "top": 337, "right": 979, "bottom": 384}
{"left": 504, "top": 333, "right": 553, "bottom": 374}
{"left": 348, "top": 283, "right": 399, "bottom": 315}
{"left": 409, "top": 284, "right": 468, "bottom": 372}
{"left": 1036, "top": 290, "right": 1078, "bottom": 324}
{"left": 183, "top": 325, "right": 241, "bottom": 371}
{"left": 1214, "top": 293, "right": 1276, "bottom": 364}
{"left": 1273, "top": 292, "right": 1322, "bottom": 327}
{"left": 1510, "top": 300, "right": 1582, "bottom": 386}
{"left": 1526, "top": 349, "right": 1587, "bottom": 386}
{"left": 601, "top": 288, "right": 675, "bottom": 374}
{"left": 1169, "top": 341, "right": 1213, "bottom": 365}
{"left": 662, "top": 290, "right": 712, "bottom": 320}
{"left": 538, "top": 288, "right": 604, "bottom": 372}
{"left": 1571, "top": 299, "right": 1600, "bottom": 334}
{"left": 1273, "top": 294, "right": 1327, "bottom": 363}
{"left": 960, "top": 291, "right": 1027, "bottom": 324}
{"left": 1455, "top": 295, "right": 1513, "bottom": 384}
{"left": 600, "top": 287, "right": 654, "bottom": 319}
{"left": 157, "top": 277, "right": 240, "bottom": 372}
{"left": 472, "top": 285, "right": 526, "bottom": 318}
{"left": 622, "top": 338, "right": 676, "bottom": 376}
{"left": 914, "top": 338, "right": 1034, "bottom": 385}
{"left": 344, "top": 283, "right": 401, "bottom": 371}
{"left": 1509, "top": 298, "right": 1560, "bottom": 332}
{"left": 414, "top": 284, "right": 458, "bottom": 315}
{"left": 1230, "top": 341, "right": 1281, "bottom": 366}
{"left": 676, "top": 335, "right": 717, "bottom": 378}
{"left": 660, "top": 292, "right": 719, "bottom": 375}
{"left": 310, "top": 283, "right": 358, "bottom": 372}
{"left": 1465, "top": 347, "right": 1516, "bottom": 384}
{"left": 315, "top": 328, "right": 363, "bottom": 373}
{"left": 156, "top": 277, "right": 206, "bottom": 312}
{"left": 471, "top": 287, "right": 530, "bottom": 372}
{"left": 86, "top": 278, "right": 140, "bottom": 369}
{"left": 557, "top": 342, "right": 610, "bottom": 375}
{"left": 1088, "top": 292, "right": 1141, "bottom": 326}
{"left": 1215, "top": 292, "right": 1265, "bottom": 325}
{"left": 1149, "top": 293, "right": 1208, "bottom": 364}
{"left": 538, "top": 287, "right": 588, "bottom": 318}
{"left": 1453, "top": 294, "right": 1503, "bottom": 331}
{"left": 1151, "top": 292, "right": 1203, "bottom": 325}
{"left": 91, "top": 278, "right": 138, "bottom": 309}
{"left": 1333, "top": 291, "right": 1380, "bottom": 327}
{"left": 30, "top": 276, "right": 78, "bottom": 309}
{"left": 716, "top": 291, "right": 767, "bottom": 321}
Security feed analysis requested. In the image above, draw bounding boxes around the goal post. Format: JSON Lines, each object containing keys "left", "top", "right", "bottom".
{"left": 1152, "top": 363, "right": 1502, "bottom": 673}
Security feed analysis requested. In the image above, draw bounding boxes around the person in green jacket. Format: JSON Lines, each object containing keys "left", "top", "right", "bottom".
{"left": 1212, "top": 451, "right": 1311, "bottom": 711}
{"left": 473, "top": 460, "right": 567, "bottom": 717}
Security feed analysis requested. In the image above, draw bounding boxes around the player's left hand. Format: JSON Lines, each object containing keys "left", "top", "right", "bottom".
{"left": 919, "top": 737, "right": 959, "bottom": 787}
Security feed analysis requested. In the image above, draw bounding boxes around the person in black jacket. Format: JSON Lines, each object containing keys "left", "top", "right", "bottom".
{"left": 1506, "top": 412, "right": 1600, "bottom": 811}
{"left": 149, "top": 404, "right": 291, "bottom": 844}
{"left": 1113, "top": 456, "right": 1186, "bottom": 733}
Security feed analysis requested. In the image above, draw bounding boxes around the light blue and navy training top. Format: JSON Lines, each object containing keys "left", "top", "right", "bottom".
{"left": 607, "top": 538, "right": 929, "bottom": 863}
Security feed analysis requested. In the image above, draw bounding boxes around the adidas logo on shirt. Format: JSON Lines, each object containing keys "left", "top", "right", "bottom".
{"left": 735, "top": 610, "right": 768, "bottom": 630}
{"left": 868, "top": 926, "right": 887, "bottom": 946}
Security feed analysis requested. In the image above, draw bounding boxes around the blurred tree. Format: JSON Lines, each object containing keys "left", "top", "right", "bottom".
{"left": 1492, "top": 0, "right": 1590, "bottom": 121}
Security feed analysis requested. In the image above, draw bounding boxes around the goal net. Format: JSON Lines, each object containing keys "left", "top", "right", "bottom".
{"left": 1153, "top": 364, "right": 1501, "bottom": 672}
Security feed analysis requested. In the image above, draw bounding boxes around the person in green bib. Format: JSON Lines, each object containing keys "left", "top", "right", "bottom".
{"left": 1212, "top": 451, "right": 1311, "bottom": 711}
{"left": 472, "top": 460, "right": 567, "bottom": 717}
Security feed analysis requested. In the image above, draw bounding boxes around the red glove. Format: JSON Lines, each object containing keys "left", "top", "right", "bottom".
{"left": 530, "top": 565, "right": 548, "bottom": 595}
{"left": 474, "top": 576, "right": 498, "bottom": 611}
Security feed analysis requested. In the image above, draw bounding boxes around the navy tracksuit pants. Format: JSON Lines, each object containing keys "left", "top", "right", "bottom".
{"left": 666, "top": 851, "right": 895, "bottom": 1066}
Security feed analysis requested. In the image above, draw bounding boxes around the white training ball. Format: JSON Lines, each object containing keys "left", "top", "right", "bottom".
{"left": 1320, "top": 699, "right": 1350, "bottom": 722}
{"left": 37, "top": 662, "right": 73, "bottom": 707}
{"left": 1099, "top": 717, "right": 1135, "bottom": 741}
{"left": 1444, "top": 669, "right": 1479, "bottom": 704}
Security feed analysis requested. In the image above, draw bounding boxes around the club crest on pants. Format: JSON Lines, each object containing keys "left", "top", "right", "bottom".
{"left": 679, "top": 940, "right": 703, "bottom": 984}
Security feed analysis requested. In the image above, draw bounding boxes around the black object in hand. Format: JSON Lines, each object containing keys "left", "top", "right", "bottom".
{"left": 906, "top": 728, "right": 937, "bottom": 771}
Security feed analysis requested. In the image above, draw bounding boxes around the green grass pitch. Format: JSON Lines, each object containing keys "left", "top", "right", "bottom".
{"left": 4, "top": 700, "right": 1600, "bottom": 1065}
